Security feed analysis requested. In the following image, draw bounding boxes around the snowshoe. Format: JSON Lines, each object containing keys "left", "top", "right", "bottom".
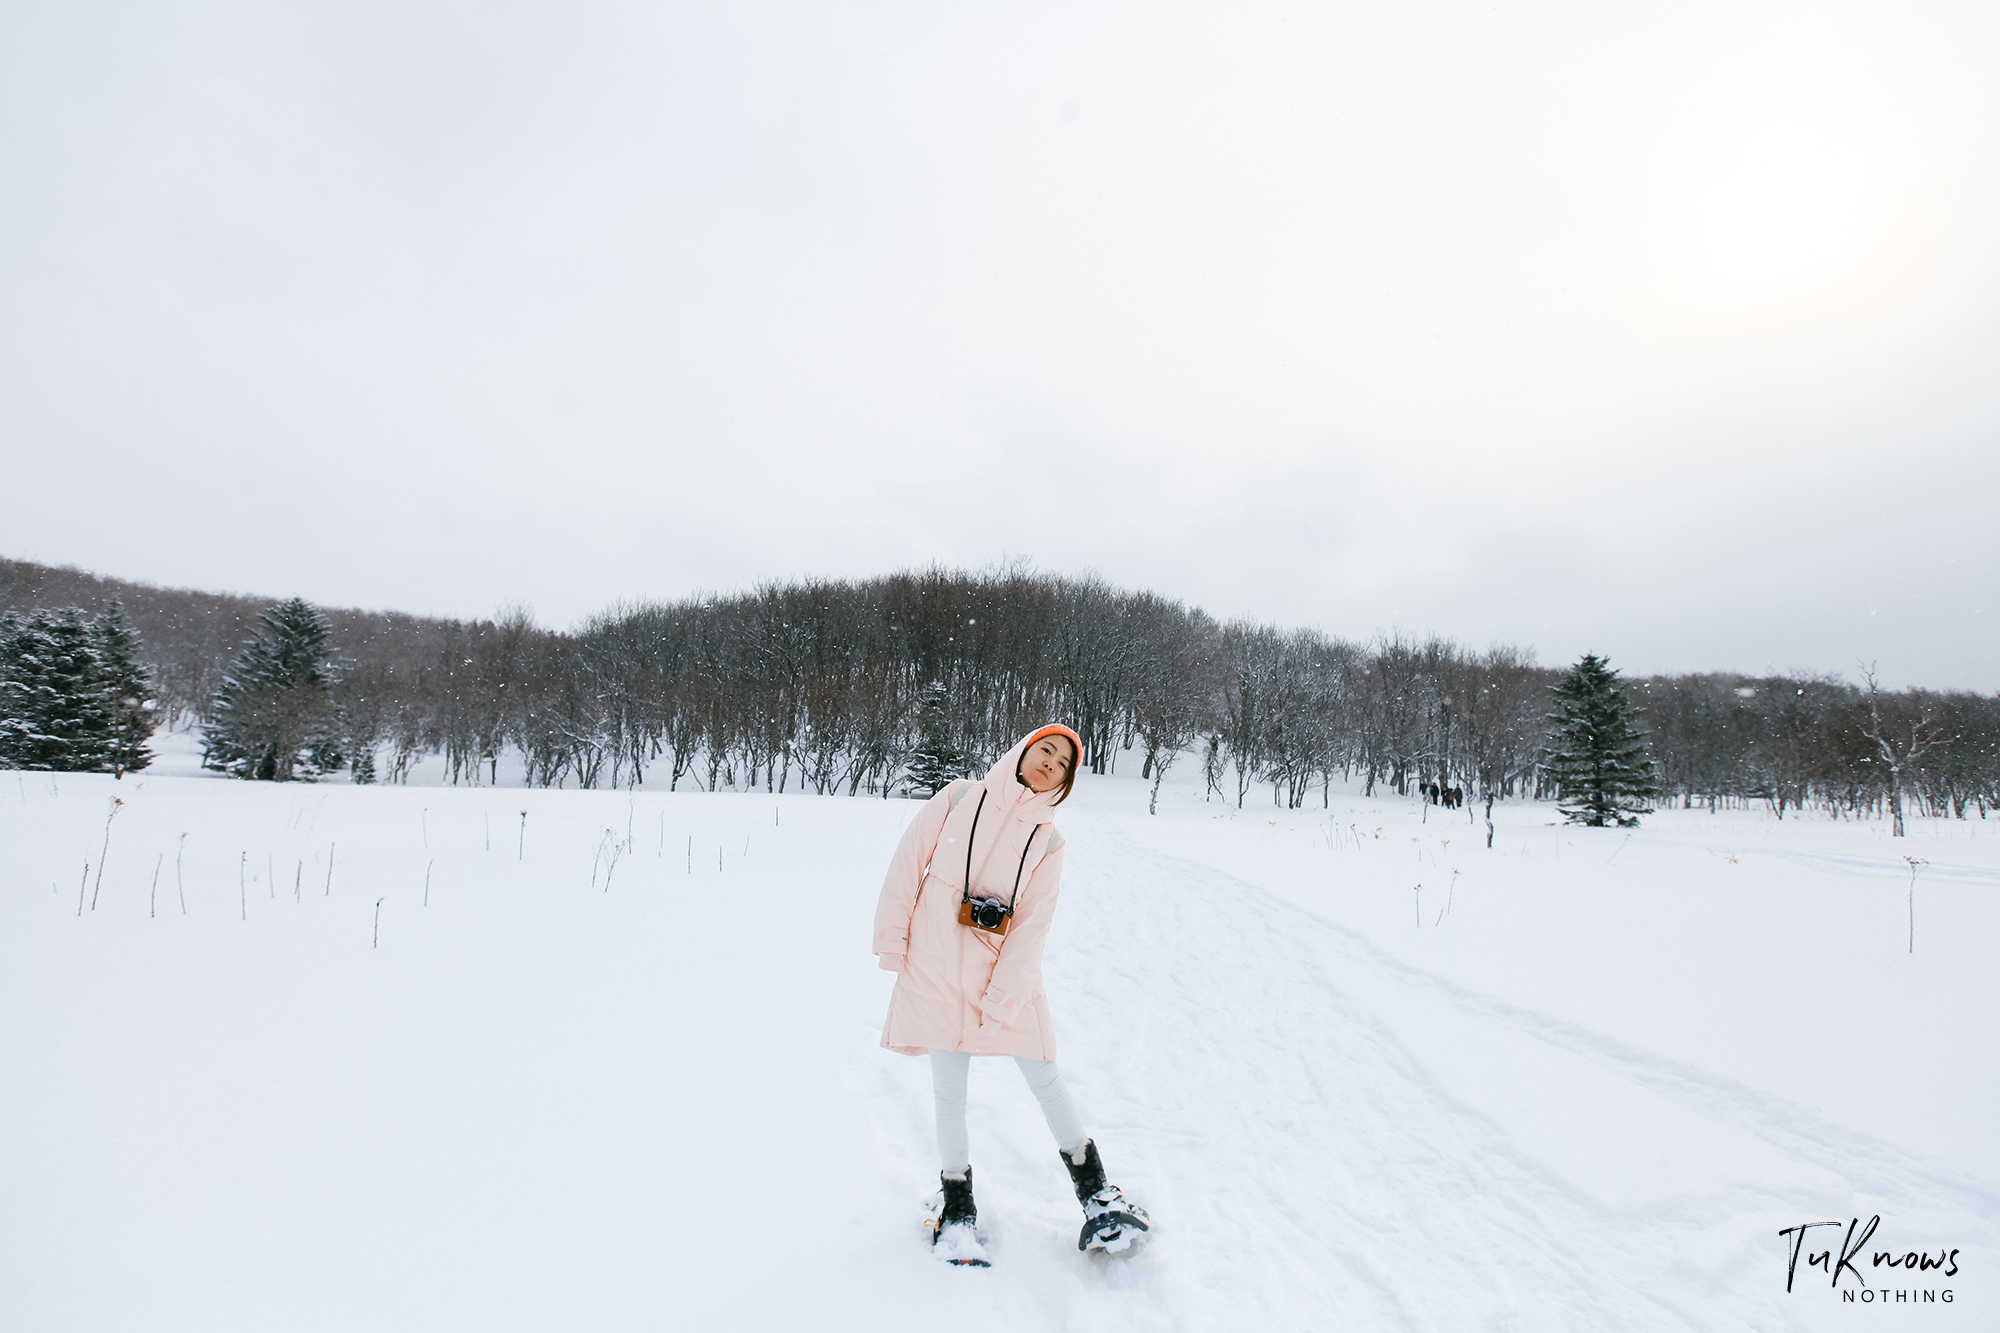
{"left": 923, "top": 1167, "right": 990, "bottom": 1267}
{"left": 1077, "top": 1186, "right": 1151, "bottom": 1254}
{"left": 1060, "top": 1140, "right": 1151, "bottom": 1254}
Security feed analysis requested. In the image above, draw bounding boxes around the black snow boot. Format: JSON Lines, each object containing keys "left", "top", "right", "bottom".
{"left": 1060, "top": 1140, "right": 1151, "bottom": 1253}
{"left": 938, "top": 1168, "right": 977, "bottom": 1233}
{"left": 928, "top": 1167, "right": 988, "bottom": 1266}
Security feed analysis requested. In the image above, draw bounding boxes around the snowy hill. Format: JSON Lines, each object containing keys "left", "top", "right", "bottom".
{"left": 3, "top": 738, "right": 1995, "bottom": 1331}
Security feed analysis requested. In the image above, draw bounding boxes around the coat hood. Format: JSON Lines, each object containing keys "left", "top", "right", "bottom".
{"left": 978, "top": 724, "right": 1082, "bottom": 813}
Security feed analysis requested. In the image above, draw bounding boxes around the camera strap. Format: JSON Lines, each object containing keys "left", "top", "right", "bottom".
{"left": 1003, "top": 826, "right": 1043, "bottom": 916}
{"left": 960, "top": 788, "right": 988, "bottom": 905}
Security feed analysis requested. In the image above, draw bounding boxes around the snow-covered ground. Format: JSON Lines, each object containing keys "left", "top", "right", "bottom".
{"left": 4, "top": 733, "right": 1995, "bottom": 1331}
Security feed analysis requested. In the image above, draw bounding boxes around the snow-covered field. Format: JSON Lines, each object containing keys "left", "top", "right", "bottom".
{"left": 4, "top": 734, "right": 1995, "bottom": 1331}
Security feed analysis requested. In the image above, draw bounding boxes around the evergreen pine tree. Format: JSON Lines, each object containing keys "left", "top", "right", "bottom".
{"left": 0, "top": 608, "right": 115, "bottom": 771}
{"left": 1544, "top": 653, "right": 1658, "bottom": 827}
{"left": 91, "top": 600, "right": 155, "bottom": 777}
{"left": 0, "top": 612, "right": 23, "bottom": 766}
{"left": 901, "top": 681, "right": 970, "bottom": 796}
{"left": 203, "top": 597, "right": 346, "bottom": 781}
{"left": 0, "top": 612, "right": 39, "bottom": 768}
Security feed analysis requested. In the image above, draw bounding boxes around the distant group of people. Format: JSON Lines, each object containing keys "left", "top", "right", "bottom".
{"left": 1420, "top": 781, "right": 1464, "bottom": 810}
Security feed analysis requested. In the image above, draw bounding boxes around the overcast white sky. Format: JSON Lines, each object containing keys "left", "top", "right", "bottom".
{"left": 3, "top": 0, "right": 1996, "bottom": 689}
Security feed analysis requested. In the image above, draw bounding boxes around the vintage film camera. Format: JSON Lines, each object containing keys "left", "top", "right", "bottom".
{"left": 952, "top": 787, "right": 1044, "bottom": 938}
{"left": 957, "top": 894, "right": 1013, "bottom": 936}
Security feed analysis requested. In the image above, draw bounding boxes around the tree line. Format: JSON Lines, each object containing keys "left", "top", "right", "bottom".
{"left": 3, "top": 558, "right": 1995, "bottom": 823}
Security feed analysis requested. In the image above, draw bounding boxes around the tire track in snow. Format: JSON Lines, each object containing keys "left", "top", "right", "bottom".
{"left": 1273, "top": 902, "right": 2000, "bottom": 1227}
{"left": 1050, "top": 826, "right": 1745, "bottom": 1332}
{"left": 1728, "top": 846, "right": 2000, "bottom": 888}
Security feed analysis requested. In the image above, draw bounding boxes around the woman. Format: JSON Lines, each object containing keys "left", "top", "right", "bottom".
{"left": 873, "top": 723, "right": 1150, "bottom": 1265}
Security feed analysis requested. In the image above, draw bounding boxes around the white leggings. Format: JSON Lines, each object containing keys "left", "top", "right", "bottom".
{"left": 928, "top": 1049, "right": 1087, "bottom": 1174}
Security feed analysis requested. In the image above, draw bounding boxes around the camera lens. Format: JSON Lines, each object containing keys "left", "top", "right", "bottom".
{"left": 973, "top": 901, "right": 1005, "bottom": 929}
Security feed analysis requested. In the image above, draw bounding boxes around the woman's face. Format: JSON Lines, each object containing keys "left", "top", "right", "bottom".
{"left": 1019, "top": 735, "right": 1076, "bottom": 794}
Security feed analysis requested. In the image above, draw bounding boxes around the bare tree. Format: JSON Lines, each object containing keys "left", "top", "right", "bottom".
{"left": 1859, "top": 665, "right": 1937, "bottom": 837}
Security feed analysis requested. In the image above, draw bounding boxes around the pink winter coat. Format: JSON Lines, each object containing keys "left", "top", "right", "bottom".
{"left": 873, "top": 732, "right": 1070, "bottom": 1061}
